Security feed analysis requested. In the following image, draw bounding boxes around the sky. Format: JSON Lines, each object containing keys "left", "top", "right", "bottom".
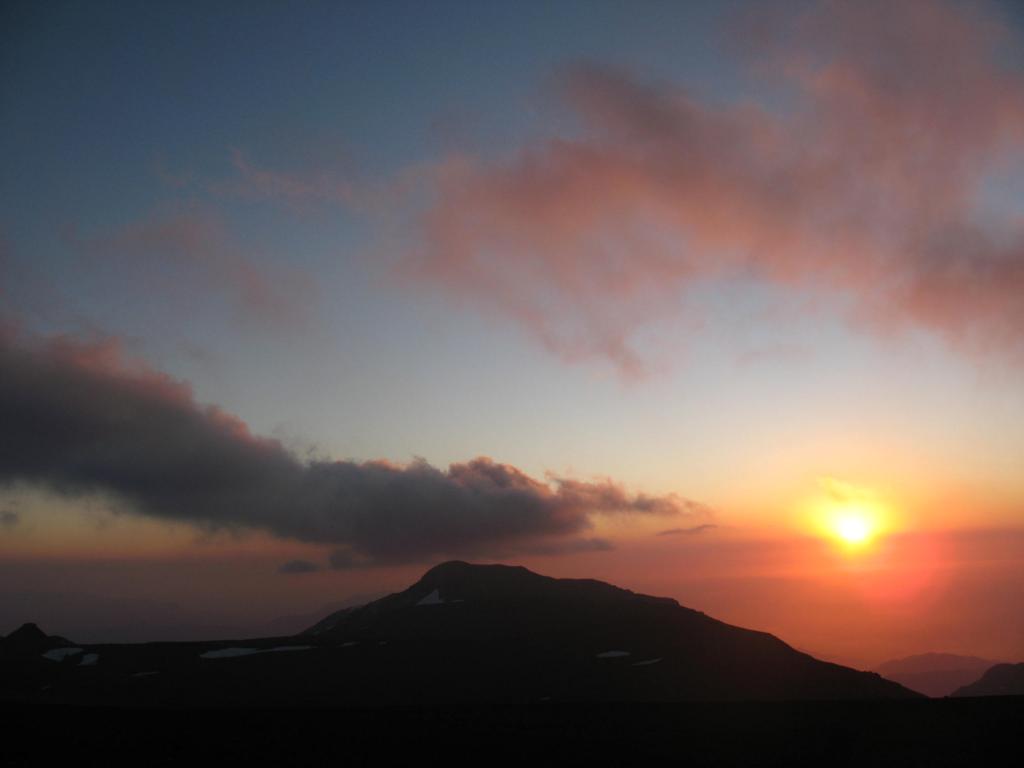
{"left": 1, "top": 0, "right": 1023, "bottom": 667}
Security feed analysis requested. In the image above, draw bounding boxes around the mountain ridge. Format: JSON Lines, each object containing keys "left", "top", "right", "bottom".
{"left": 2, "top": 561, "right": 921, "bottom": 705}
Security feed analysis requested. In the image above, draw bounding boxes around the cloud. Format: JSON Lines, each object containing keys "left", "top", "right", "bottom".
{"left": 0, "top": 510, "right": 19, "bottom": 528}
{"left": 406, "top": 0, "right": 1024, "bottom": 375}
{"left": 0, "top": 329, "right": 699, "bottom": 565}
{"left": 277, "top": 559, "right": 321, "bottom": 575}
{"left": 658, "top": 524, "right": 718, "bottom": 537}
{"left": 68, "top": 206, "right": 314, "bottom": 328}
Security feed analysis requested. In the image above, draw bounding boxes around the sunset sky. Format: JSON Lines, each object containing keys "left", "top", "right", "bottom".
{"left": 2, "top": 0, "right": 1023, "bottom": 668}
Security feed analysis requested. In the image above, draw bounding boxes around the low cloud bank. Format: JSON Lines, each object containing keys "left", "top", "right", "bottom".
{"left": 0, "top": 330, "right": 699, "bottom": 565}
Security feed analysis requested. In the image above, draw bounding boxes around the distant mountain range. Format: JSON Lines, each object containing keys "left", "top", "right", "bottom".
{"left": 874, "top": 653, "right": 1001, "bottom": 698}
{"left": 1, "top": 561, "right": 921, "bottom": 705}
{"left": 953, "top": 663, "right": 1024, "bottom": 697}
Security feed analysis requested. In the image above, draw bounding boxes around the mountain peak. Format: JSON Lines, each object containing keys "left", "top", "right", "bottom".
{"left": 418, "top": 560, "right": 540, "bottom": 586}
{"left": 409, "top": 560, "right": 655, "bottom": 608}
{"left": 410, "top": 560, "right": 557, "bottom": 605}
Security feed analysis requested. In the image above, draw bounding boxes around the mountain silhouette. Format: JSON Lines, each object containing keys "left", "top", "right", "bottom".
{"left": 299, "top": 561, "right": 917, "bottom": 702}
{"left": 874, "top": 653, "right": 1000, "bottom": 697}
{"left": 952, "top": 663, "right": 1024, "bottom": 697}
{"left": 0, "top": 562, "right": 919, "bottom": 705}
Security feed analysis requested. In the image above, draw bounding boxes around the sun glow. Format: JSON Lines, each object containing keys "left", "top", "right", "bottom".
{"left": 802, "top": 478, "right": 894, "bottom": 551}
{"left": 833, "top": 510, "right": 873, "bottom": 545}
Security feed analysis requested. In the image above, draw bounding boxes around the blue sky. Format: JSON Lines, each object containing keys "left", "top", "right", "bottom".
{"left": 3, "top": 0, "right": 1022, "bottom": 505}
{"left": 1, "top": 0, "right": 1023, "bottom": 657}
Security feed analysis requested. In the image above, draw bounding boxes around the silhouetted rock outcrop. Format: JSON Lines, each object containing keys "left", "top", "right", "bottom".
{"left": 952, "top": 663, "right": 1024, "bottom": 697}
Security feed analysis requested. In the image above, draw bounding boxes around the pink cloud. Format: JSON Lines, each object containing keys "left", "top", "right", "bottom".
{"left": 406, "top": 0, "right": 1024, "bottom": 375}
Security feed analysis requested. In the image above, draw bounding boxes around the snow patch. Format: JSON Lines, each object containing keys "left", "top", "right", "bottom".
{"left": 632, "top": 658, "right": 663, "bottom": 666}
{"left": 42, "top": 647, "right": 84, "bottom": 661}
{"left": 416, "top": 589, "right": 444, "bottom": 606}
{"left": 595, "top": 651, "right": 631, "bottom": 659}
{"left": 79, "top": 653, "right": 99, "bottom": 666}
{"left": 268, "top": 645, "right": 312, "bottom": 652}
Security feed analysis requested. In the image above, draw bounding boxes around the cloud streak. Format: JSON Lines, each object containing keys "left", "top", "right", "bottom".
{"left": 0, "top": 329, "right": 697, "bottom": 565}
{"left": 406, "top": 0, "right": 1024, "bottom": 374}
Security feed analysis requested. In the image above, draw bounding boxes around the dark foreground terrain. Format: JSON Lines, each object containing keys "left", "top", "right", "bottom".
{"left": 4, "top": 697, "right": 1021, "bottom": 767}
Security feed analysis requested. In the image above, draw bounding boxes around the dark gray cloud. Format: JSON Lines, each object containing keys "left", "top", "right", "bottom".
{"left": 277, "top": 559, "right": 321, "bottom": 575}
{"left": 0, "top": 510, "right": 19, "bottom": 528}
{"left": 0, "top": 330, "right": 700, "bottom": 565}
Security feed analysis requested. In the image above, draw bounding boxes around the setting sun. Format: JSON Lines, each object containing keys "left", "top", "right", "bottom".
{"left": 834, "top": 512, "right": 873, "bottom": 545}
{"left": 823, "top": 499, "right": 888, "bottom": 550}
{"left": 801, "top": 478, "right": 894, "bottom": 551}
